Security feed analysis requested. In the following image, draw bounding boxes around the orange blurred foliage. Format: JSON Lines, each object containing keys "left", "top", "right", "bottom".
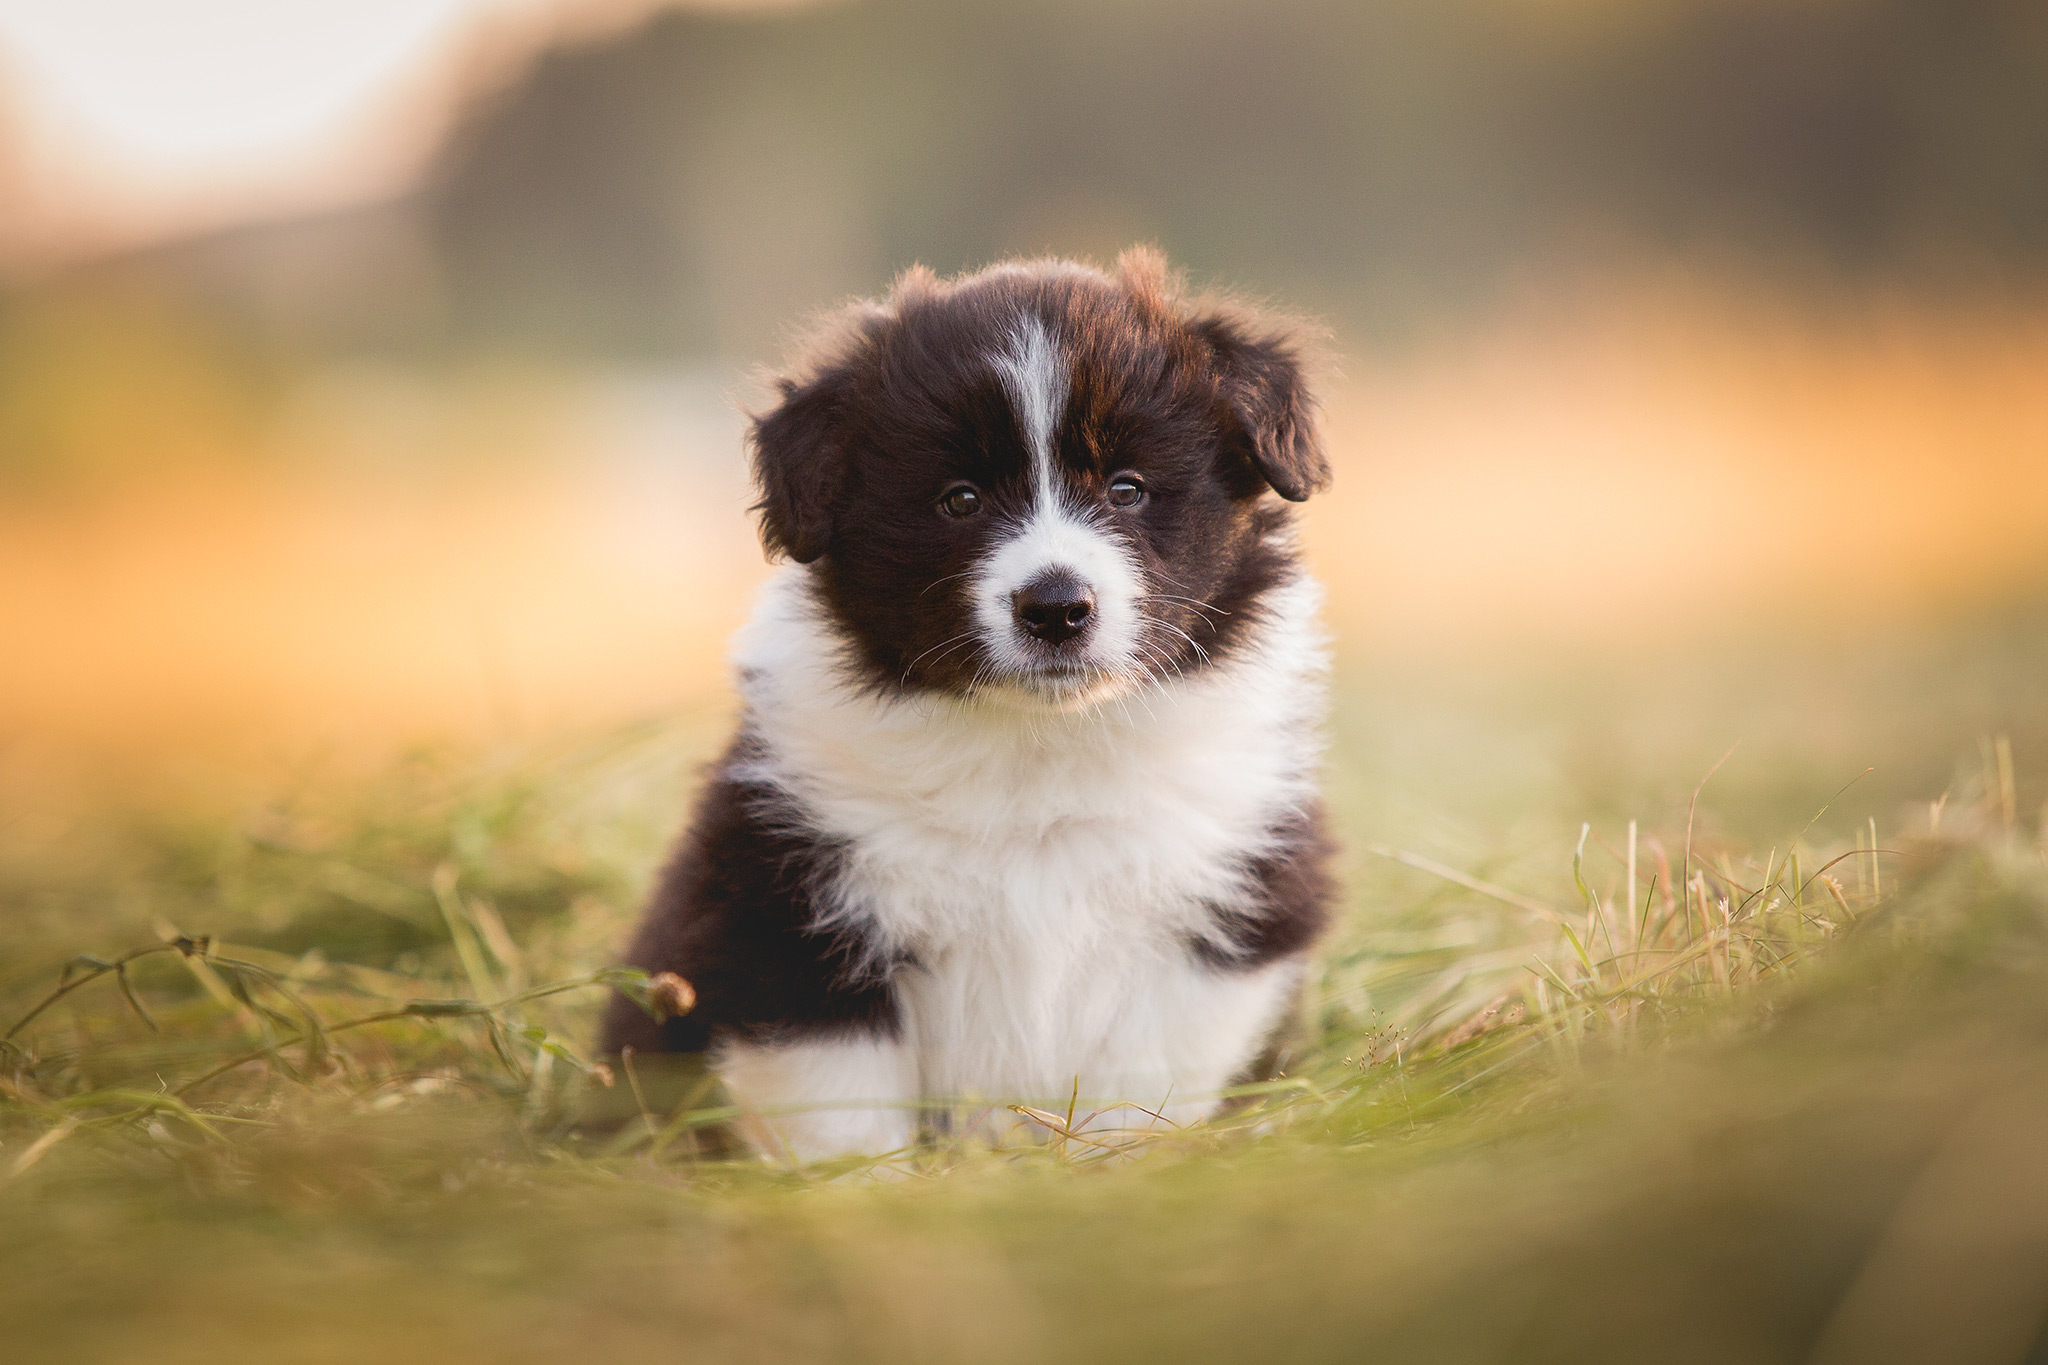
{"left": 3, "top": 280, "right": 2045, "bottom": 777}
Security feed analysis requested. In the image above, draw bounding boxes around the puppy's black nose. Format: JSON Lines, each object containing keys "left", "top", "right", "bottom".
{"left": 1014, "top": 572, "right": 1095, "bottom": 644}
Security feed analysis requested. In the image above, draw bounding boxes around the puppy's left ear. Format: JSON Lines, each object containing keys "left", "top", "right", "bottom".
{"left": 1196, "top": 312, "right": 1332, "bottom": 502}
{"left": 749, "top": 365, "right": 854, "bottom": 564}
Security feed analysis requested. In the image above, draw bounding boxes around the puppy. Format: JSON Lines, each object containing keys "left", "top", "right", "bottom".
{"left": 602, "top": 249, "right": 1336, "bottom": 1160}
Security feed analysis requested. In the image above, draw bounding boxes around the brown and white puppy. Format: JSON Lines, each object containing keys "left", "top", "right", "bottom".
{"left": 603, "top": 250, "right": 1336, "bottom": 1160}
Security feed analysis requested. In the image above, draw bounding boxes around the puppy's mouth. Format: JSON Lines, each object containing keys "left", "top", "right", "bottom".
{"left": 978, "top": 656, "right": 1131, "bottom": 709}
{"left": 1008, "top": 661, "right": 1096, "bottom": 690}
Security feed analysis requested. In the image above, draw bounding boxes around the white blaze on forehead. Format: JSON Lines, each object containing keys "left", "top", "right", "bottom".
{"left": 976, "top": 311, "right": 1148, "bottom": 703}
{"left": 990, "top": 314, "right": 1069, "bottom": 509}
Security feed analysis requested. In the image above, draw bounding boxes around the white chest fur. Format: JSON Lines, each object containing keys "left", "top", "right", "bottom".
{"left": 717, "top": 563, "right": 1329, "bottom": 1158}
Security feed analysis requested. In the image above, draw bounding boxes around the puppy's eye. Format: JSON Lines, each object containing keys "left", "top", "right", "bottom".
{"left": 1107, "top": 474, "right": 1146, "bottom": 508}
{"left": 939, "top": 484, "right": 983, "bottom": 518}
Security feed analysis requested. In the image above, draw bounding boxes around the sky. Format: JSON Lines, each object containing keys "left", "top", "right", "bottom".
{"left": 0, "top": 0, "right": 709, "bottom": 265}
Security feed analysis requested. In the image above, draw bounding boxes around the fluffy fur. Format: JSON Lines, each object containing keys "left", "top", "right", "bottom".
{"left": 603, "top": 249, "right": 1337, "bottom": 1160}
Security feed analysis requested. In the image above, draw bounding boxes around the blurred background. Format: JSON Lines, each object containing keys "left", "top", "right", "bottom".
{"left": 1, "top": 0, "right": 2045, "bottom": 811}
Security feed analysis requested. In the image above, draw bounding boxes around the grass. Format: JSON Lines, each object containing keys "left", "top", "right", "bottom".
{"left": 4, "top": 607, "right": 2048, "bottom": 1363}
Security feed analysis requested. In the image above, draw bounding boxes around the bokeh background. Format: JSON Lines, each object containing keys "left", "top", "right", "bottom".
{"left": 3, "top": 0, "right": 2045, "bottom": 816}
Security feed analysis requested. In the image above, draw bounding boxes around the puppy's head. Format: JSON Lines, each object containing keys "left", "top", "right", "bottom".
{"left": 750, "top": 249, "right": 1330, "bottom": 707}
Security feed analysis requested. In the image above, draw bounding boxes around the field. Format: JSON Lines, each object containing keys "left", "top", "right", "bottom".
{"left": 5, "top": 287, "right": 2048, "bottom": 1362}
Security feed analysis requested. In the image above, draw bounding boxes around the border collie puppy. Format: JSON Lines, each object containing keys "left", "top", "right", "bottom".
{"left": 602, "top": 248, "right": 1336, "bottom": 1161}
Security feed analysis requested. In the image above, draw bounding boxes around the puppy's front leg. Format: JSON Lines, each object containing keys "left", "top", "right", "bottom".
{"left": 717, "top": 1031, "right": 918, "bottom": 1163}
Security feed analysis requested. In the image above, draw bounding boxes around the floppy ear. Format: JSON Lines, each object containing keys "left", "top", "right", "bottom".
{"left": 1196, "top": 313, "right": 1332, "bottom": 502}
{"left": 749, "top": 366, "right": 854, "bottom": 563}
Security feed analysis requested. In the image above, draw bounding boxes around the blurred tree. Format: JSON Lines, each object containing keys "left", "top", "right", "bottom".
{"left": 10, "top": 0, "right": 2048, "bottom": 366}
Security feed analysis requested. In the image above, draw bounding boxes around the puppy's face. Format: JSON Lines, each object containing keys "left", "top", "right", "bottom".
{"left": 751, "top": 254, "right": 1330, "bottom": 707}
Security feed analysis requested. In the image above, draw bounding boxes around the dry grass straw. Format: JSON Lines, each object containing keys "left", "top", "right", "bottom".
{"left": 6, "top": 732, "right": 2032, "bottom": 1182}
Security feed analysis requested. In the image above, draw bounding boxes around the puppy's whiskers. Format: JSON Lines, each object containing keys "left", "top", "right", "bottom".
{"left": 919, "top": 570, "right": 976, "bottom": 598}
{"left": 1148, "top": 618, "right": 1212, "bottom": 666}
{"left": 902, "top": 630, "right": 982, "bottom": 682}
{"left": 1139, "top": 592, "right": 1228, "bottom": 621}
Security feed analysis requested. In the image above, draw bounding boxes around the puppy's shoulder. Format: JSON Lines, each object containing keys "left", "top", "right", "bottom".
{"left": 601, "top": 730, "right": 897, "bottom": 1056}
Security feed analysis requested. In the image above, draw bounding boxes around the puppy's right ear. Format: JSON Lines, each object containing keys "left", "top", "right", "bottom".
{"left": 749, "top": 366, "right": 854, "bottom": 564}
